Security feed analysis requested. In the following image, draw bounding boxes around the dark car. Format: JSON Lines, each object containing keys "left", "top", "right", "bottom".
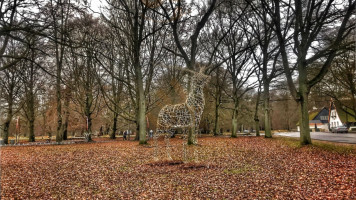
{"left": 331, "top": 126, "right": 348, "bottom": 133}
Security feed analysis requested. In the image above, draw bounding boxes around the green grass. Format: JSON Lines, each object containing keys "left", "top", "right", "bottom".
{"left": 223, "top": 165, "right": 259, "bottom": 175}
{"left": 275, "top": 137, "right": 356, "bottom": 155}
{"left": 312, "top": 142, "right": 356, "bottom": 154}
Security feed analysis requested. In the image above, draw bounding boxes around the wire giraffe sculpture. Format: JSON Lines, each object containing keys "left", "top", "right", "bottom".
{"left": 154, "top": 65, "right": 210, "bottom": 160}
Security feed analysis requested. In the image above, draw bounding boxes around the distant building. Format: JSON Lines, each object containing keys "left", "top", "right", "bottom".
{"left": 296, "top": 100, "right": 356, "bottom": 132}
{"left": 297, "top": 107, "right": 329, "bottom": 132}
{"left": 329, "top": 100, "right": 356, "bottom": 131}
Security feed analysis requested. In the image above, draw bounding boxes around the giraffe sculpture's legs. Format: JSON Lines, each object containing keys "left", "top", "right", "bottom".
{"left": 182, "top": 129, "right": 188, "bottom": 162}
{"left": 153, "top": 127, "right": 163, "bottom": 161}
{"left": 164, "top": 129, "right": 173, "bottom": 160}
{"left": 193, "top": 121, "right": 200, "bottom": 162}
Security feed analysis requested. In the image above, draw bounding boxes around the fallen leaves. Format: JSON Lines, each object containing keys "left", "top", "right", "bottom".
{"left": 0, "top": 137, "right": 355, "bottom": 199}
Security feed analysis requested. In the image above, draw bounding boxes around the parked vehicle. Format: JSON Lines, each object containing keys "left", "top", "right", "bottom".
{"left": 331, "top": 126, "right": 348, "bottom": 133}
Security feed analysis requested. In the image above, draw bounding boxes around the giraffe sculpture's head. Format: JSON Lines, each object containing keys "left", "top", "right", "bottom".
{"left": 183, "top": 65, "right": 211, "bottom": 88}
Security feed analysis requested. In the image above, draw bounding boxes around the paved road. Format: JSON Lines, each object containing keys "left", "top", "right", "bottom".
{"left": 274, "top": 132, "right": 356, "bottom": 144}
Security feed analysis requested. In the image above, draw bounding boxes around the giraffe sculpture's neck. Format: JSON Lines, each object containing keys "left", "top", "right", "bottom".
{"left": 186, "top": 79, "right": 205, "bottom": 110}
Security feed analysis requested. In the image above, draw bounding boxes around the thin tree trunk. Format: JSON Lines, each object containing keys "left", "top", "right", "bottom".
{"left": 62, "top": 116, "right": 68, "bottom": 140}
{"left": 231, "top": 103, "right": 238, "bottom": 138}
{"left": 86, "top": 114, "right": 93, "bottom": 142}
{"left": 27, "top": 56, "right": 36, "bottom": 142}
{"left": 264, "top": 83, "right": 272, "bottom": 138}
{"left": 214, "top": 67, "right": 221, "bottom": 136}
{"left": 28, "top": 95, "right": 35, "bottom": 142}
{"left": 110, "top": 113, "right": 118, "bottom": 139}
{"left": 187, "top": 122, "right": 196, "bottom": 145}
{"left": 254, "top": 85, "right": 261, "bottom": 137}
{"left": 214, "top": 96, "right": 220, "bottom": 136}
{"left": 185, "top": 75, "right": 196, "bottom": 145}
{"left": 62, "top": 88, "right": 70, "bottom": 140}
{"left": 135, "top": 63, "right": 147, "bottom": 145}
{"left": 62, "top": 117, "right": 68, "bottom": 140}
{"left": 3, "top": 120, "right": 11, "bottom": 144}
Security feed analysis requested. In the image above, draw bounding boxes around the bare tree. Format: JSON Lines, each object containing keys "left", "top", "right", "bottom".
{"left": 245, "top": 0, "right": 283, "bottom": 138}
{"left": 322, "top": 49, "right": 356, "bottom": 119}
{"left": 269, "top": 0, "right": 355, "bottom": 144}
{"left": 68, "top": 14, "right": 104, "bottom": 141}
{"left": 0, "top": 0, "right": 30, "bottom": 71}
{"left": 253, "top": 70, "right": 263, "bottom": 136}
{"left": 0, "top": 41, "right": 23, "bottom": 144}
{"left": 20, "top": 48, "right": 40, "bottom": 142}
{"left": 157, "top": 0, "right": 218, "bottom": 144}
{"left": 213, "top": 1, "right": 257, "bottom": 137}
{"left": 44, "top": 0, "right": 74, "bottom": 142}
{"left": 96, "top": 29, "right": 125, "bottom": 139}
{"left": 100, "top": 0, "right": 167, "bottom": 144}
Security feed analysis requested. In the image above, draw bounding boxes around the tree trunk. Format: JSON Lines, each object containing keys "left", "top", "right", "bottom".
{"left": 263, "top": 83, "right": 272, "bottom": 138}
{"left": 62, "top": 89, "right": 70, "bottom": 140}
{"left": 254, "top": 87, "right": 261, "bottom": 137}
{"left": 213, "top": 98, "right": 220, "bottom": 136}
{"left": 214, "top": 67, "right": 221, "bottom": 136}
{"left": 255, "top": 120, "right": 260, "bottom": 137}
{"left": 28, "top": 120, "right": 35, "bottom": 142}
{"left": 27, "top": 92, "right": 35, "bottom": 142}
{"left": 63, "top": 118, "right": 68, "bottom": 140}
{"left": 135, "top": 123, "right": 140, "bottom": 141}
{"left": 87, "top": 114, "right": 93, "bottom": 142}
{"left": 299, "top": 90, "right": 312, "bottom": 145}
{"left": 110, "top": 113, "right": 118, "bottom": 139}
{"left": 185, "top": 75, "right": 196, "bottom": 145}
{"left": 231, "top": 105, "right": 238, "bottom": 138}
{"left": 55, "top": 71, "right": 63, "bottom": 143}
{"left": 3, "top": 120, "right": 11, "bottom": 144}
{"left": 135, "top": 64, "right": 147, "bottom": 145}
{"left": 187, "top": 125, "right": 196, "bottom": 145}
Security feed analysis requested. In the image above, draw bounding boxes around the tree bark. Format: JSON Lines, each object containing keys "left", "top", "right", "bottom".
{"left": 299, "top": 83, "right": 312, "bottom": 145}
{"left": 231, "top": 103, "right": 238, "bottom": 138}
{"left": 135, "top": 62, "right": 147, "bottom": 145}
{"left": 214, "top": 68, "right": 221, "bottom": 136}
{"left": 62, "top": 88, "right": 70, "bottom": 140}
{"left": 254, "top": 91, "right": 261, "bottom": 137}
{"left": 27, "top": 91, "right": 35, "bottom": 142}
{"left": 3, "top": 120, "right": 11, "bottom": 144}
{"left": 86, "top": 114, "right": 93, "bottom": 142}
{"left": 214, "top": 102, "right": 220, "bottom": 136}
{"left": 263, "top": 83, "right": 272, "bottom": 138}
{"left": 62, "top": 113, "right": 69, "bottom": 140}
{"left": 26, "top": 56, "right": 36, "bottom": 142}
{"left": 110, "top": 113, "right": 118, "bottom": 139}
{"left": 187, "top": 123, "right": 196, "bottom": 145}
{"left": 187, "top": 76, "right": 196, "bottom": 145}
{"left": 28, "top": 120, "right": 35, "bottom": 142}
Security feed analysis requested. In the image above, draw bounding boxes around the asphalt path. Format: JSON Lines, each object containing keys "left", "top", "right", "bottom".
{"left": 274, "top": 132, "right": 356, "bottom": 144}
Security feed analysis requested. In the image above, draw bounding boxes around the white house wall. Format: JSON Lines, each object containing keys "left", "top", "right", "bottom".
{"left": 329, "top": 109, "right": 343, "bottom": 128}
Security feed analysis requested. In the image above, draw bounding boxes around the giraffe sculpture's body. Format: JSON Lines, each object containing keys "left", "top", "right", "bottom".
{"left": 154, "top": 67, "right": 210, "bottom": 160}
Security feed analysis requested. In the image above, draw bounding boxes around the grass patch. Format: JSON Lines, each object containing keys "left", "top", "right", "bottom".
{"left": 312, "top": 142, "right": 356, "bottom": 155}
{"left": 274, "top": 137, "right": 301, "bottom": 148}
{"left": 224, "top": 165, "right": 259, "bottom": 175}
{"left": 274, "top": 136, "right": 356, "bottom": 154}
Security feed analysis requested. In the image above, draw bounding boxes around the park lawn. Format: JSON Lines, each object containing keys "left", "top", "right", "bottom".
{"left": 1, "top": 137, "right": 355, "bottom": 199}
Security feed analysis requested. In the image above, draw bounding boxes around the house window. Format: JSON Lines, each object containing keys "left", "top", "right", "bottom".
{"left": 337, "top": 122, "right": 339, "bottom": 126}
{"left": 320, "top": 116, "right": 328, "bottom": 120}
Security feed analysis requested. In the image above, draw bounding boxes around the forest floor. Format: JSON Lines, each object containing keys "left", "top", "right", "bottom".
{"left": 1, "top": 136, "right": 355, "bottom": 199}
